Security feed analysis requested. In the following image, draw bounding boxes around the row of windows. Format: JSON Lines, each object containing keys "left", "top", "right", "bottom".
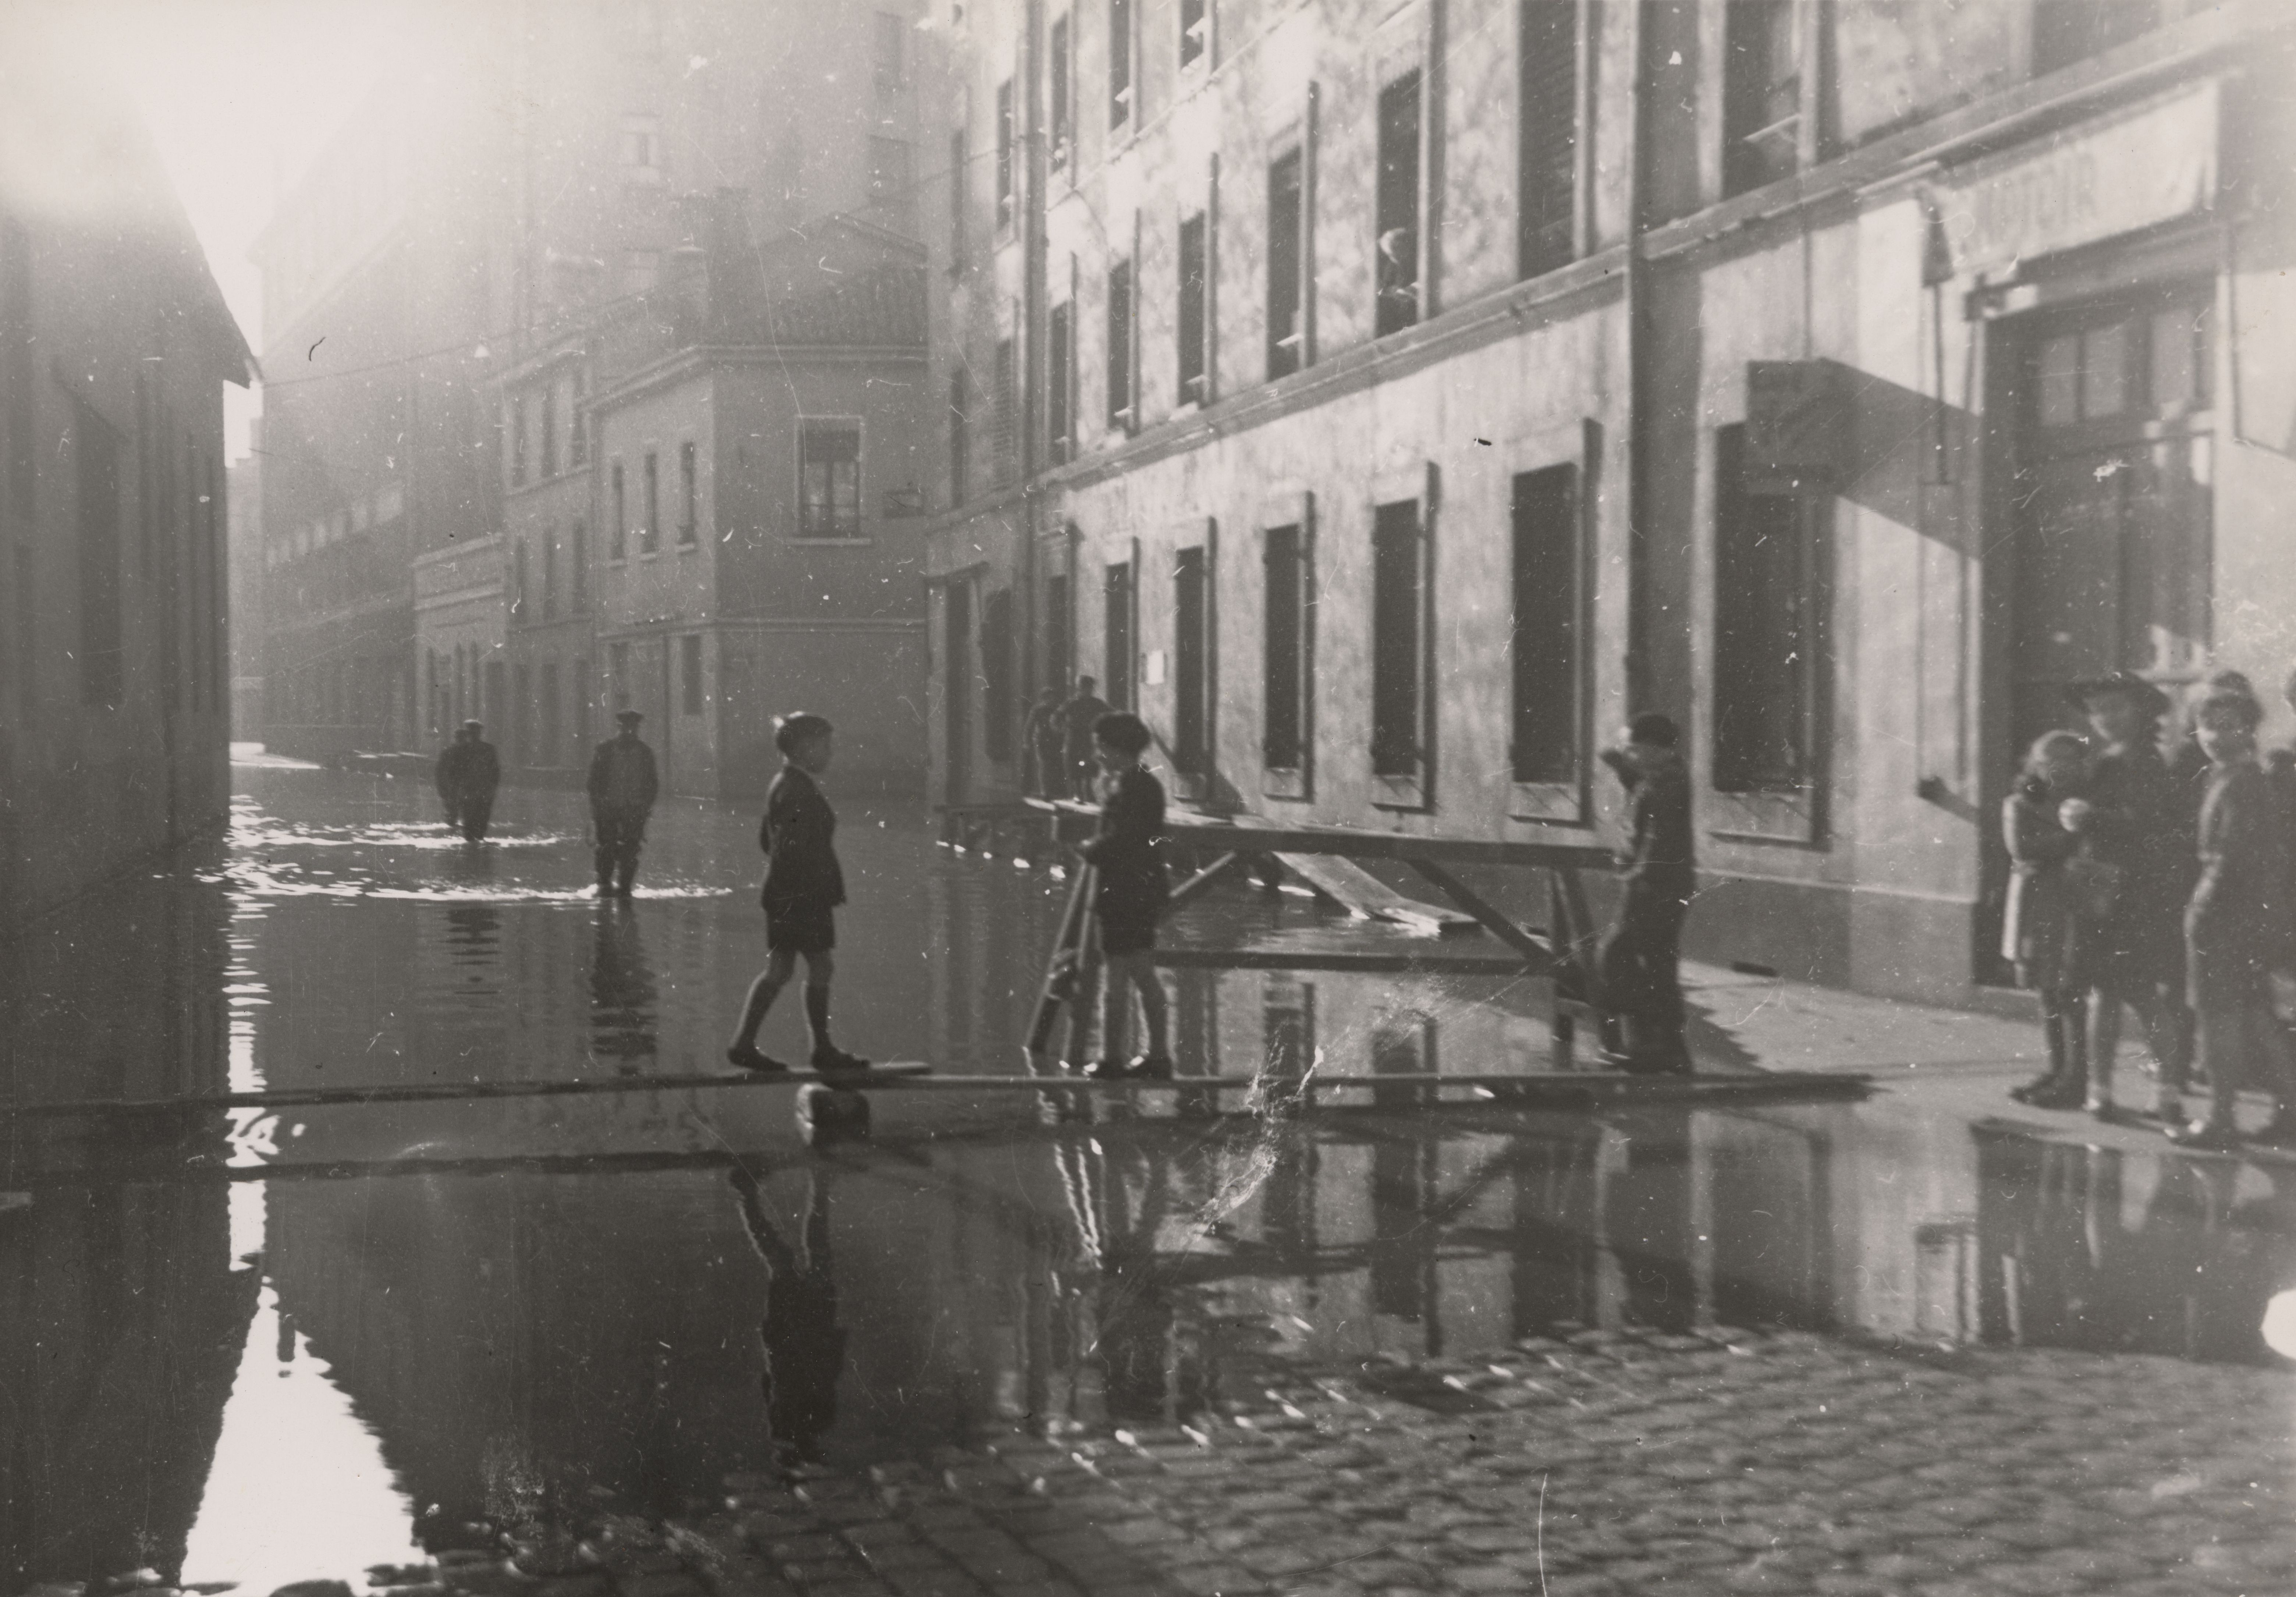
{"left": 965, "top": 433, "right": 1825, "bottom": 808}
{"left": 265, "top": 483, "right": 405, "bottom": 569}
{"left": 506, "top": 370, "right": 592, "bottom": 491}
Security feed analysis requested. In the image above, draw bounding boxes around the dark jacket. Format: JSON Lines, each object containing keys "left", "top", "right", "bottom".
{"left": 1082, "top": 763, "right": 1167, "bottom": 922}
{"left": 1607, "top": 750, "right": 1695, "bottom": 901}
{"left": 2189, "top": 760, "right": 2290, "bottom": 955}
{"left": 586, "top": 735, "right": 659, "bottom": 812}
{"left": 2001, "top": 774, "right": 2082, "bottom": 987}
{"left": 1027, "top": 697, "right": 1065, "bottom": 752}
{"left": 1061, "top": 693, "right": 1111, "bottom": 762}
{"left": 760, "top": 764, "right": 846, "bottom": 914}
{"left": 436, "top": 738, "right": 501, "bottom": 803}
{"left": 2070, "top": 738, "right": 2186, "bottom": 986}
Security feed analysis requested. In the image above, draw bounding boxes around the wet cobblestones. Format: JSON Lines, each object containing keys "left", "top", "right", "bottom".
{"left": 308, "top": 1324, "right": 2296, "bottom": 1597}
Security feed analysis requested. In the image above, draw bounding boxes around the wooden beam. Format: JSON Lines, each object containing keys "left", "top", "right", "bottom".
{"left": 1161, "top": 851, "right": 1246, "bottom": 916}
{"left": 1405, "top": 859, "right": 1553, "bottom": 965}
{"left": 1274, "top": 852, "right": 1479, "bottom": 933}
{"left": 1152, "top": 947, "right": 1529, "bottom": 975}
{"left": 1161, "top": 818, "right": 1614, "bottom": 870}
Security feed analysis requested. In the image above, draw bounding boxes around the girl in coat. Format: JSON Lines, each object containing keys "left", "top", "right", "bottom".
{"left": 2005, "top": 731, "right": 2091, "bottom": 1106}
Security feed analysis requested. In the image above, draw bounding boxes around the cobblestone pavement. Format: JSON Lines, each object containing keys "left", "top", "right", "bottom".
{"left": 336, "top": 1324, "right": 2296, "bottom": 1597}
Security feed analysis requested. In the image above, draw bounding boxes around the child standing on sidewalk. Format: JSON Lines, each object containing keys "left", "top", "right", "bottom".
{"left": 2004, "top": 731, "right": 2092, "bottom": 1107}
{"left": 1080, "top": 711, "right": 1172, "bottom": 1080}
{"left": 727, "top": 713, "right": 870, "bottom": 1074}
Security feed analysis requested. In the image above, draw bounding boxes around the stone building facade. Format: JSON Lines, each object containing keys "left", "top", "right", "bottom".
{"left": 922, "top": 0, "right": 2296, "bottom": 1007}
{"left": 0, "top": 22, "right": 252, "bottom": 920}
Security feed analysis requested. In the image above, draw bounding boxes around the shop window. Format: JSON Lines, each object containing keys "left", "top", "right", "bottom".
{"left": 681, "top": 634, "right": 703, "bottom": 715}
{"left": 1370, "top": 498, "right": 1426, "bottom": 787}
{"left": 511, "top": 663, "right": 529, "bottom": 762}
{"left": 1109, "top": 0, "right": 1134, "bottom": 131}
{"left": 678, "top": 440, "right": 698, "bottom": 545}
{"left": 798, "top": 420, "right": 862, "bottom": 537}
{"left": 1723, "top": 0, "right": 1800, "bottom": 197}
{"left": 1104, "top": 560, "right": 1134, "bottom": 709}
{"left": 1519, "top": 0, "right": 1579, "bottom": 278}
{"left": 2032, "top": 0, "right": 2158, "bottom": 75}
{"left": 1374, "top": 71, "right": 1422, "bottom": 336}
{"left": 1049, "top": 15, "right": 1072, "bottom": 168}
{"left": 1178, "top": 212, "right": 1209, "bottom": 404}
{"left": 1511, "top": 462, "right": 1580, "bottom": 786}
{"left": 1048, "top": 300, "right": 1074, "bottom": 461}
{"left": 640, "top": 450, "right": 660, "bottom": 555}
{"left": 1713, "top": 424, "right": 1824, "bottom": 794}
{"left": 1267, "top": 148, "right": 1306, "bottom": 379}
{"left": 1106, "top": 259, "right": 1135, "bottom": 430}
{"left": 540, "top": 661, "right": 561, "bottom": 763}
{"left": 1174, "top": 546, "right": 1209, "bottom": 777}
{"left": 983, "top": 588, "right": 1015, "bottom": 761}
{"left": 1263, "top": 524, "right": 1310, "bottom": 779}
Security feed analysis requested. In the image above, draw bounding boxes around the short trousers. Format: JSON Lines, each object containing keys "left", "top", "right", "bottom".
{"left": 766, "top": 904, "right": 837, "bottom": 954}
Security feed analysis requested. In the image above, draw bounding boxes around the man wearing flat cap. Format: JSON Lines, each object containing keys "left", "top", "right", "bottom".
{"left": 587, "top": 709, "right": 660, "bottom": 898}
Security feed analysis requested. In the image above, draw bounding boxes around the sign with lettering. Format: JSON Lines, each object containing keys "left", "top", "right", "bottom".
{"left": 1931, "top": 83, "right": 2218, "bottom": 278}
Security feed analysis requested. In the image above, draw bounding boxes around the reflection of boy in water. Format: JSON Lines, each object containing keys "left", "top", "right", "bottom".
{"left": 730, "top": 1166, "right": 846, "bottom": 1466}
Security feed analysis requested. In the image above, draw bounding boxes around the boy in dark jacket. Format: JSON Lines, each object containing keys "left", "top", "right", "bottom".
{"left": 1080, "top": 711, "right": 1172, "bottom": 1079}
{"left": 727, "top": 713, "right": 868, "bottom": 1073}
{"left": 1597, "top": 712, "right": 1695, "bottom": 1074}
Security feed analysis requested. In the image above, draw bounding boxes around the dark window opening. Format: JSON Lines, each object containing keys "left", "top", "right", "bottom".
{"left": 542, "top": 534, "right": 557, "bottom": 621}
{"left": 983, "top": 588, "right": 1015, "bottom": 761}
{"left": 949, "top": 368, "right": 970, "bottom": 503}
{"left": 1174, "top": 546, "right": 1208, "bottom": 775}
{"left": 1178, "top": 211, "right": 1209, "bottom": 405}
{"left": 1109, "top": 0, "right": 1134, "bottom": 129}
{"left": 996, "top": 80, "right": 1016, "bottom": 230}
{"left": 799, "top": 420, "right": 862, "bottom": 537}
{"left": 1519, "top": 0, "right": 1578, "bottom": 278}
{"left": 2033, "top": 0, "right": 2158, "bottom": 76}
{"left": 1370, "top": 499, "right": 1423, "bottom": 777}
{"left": 1713, "top": 424, "right": 1823, "bottom": 793}
{"left": 541, "top": 660, "right": 561, "bottom": 763}
{"left": 1045, "top": 571, "right": 1071, "bottom": 689}
{"left": 640, "top": 450, "right": 660, "bottom": 555}
{"left": 513, "top": 541, "right": 529, "bottom": 621}
{"left": 1179, "top": 0, "right": 1208, "bottom": 68}
{"left": 681, "top": 633, "right": 703, "bottom": 715}
{"left": 1375, "top": 71, "right": 1422, "bottom": 337}
{"left": 1723, "top": 0, "right": 1800, "bottom": 198}
{"left": 678, "top": 439, "right": 698, "bottom": 545}
{"left": 1050, "top": 15, "right": 1072, "bottom": 167}
{"left": 992, "top": 338, "right": 1017, "bottom": 486}
{"left": 571, "top": 519, "right": 588, "bottom": 613}
{"left": 948, "top": 127, "right": 969, "bottom": 263}
{"left": 1267, "top": 149, "right": 1305, "bottom": 379}
{"left": 75, "top": 407, "right": 121, "bottom": 707}
{"left": 569, "top": 370, "right": 590, "bottom": 467}
{"left": 1263, "top": 525, "right": 1307, "bottom": 771}
{"left": 610, "top": 463, "right": 627, "bottom": 560}
{"left": 1106, "top": 259, "right": 1134, "bottom": 430}
{"left": 509, "top": 397, "right": 528, "bottom": 487}
{"left": 1048, "top": 301, "right": 1074, "bottom": 461}
{"left": 1104, "top": 560, "right": 1134, "bottom": 710}
{"left": 1510, "top": 463, "right": 1580, "bottom": 784}
{"left": 874, "top": 10, "right": 906, "bottom": 86}
{"left": 540, "top": 386, "right": 558, "bottom": 478}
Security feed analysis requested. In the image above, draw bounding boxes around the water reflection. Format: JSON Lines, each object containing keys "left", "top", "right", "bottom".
{"left": 8, "top": 766, "right": 2296, "bottom": 1592}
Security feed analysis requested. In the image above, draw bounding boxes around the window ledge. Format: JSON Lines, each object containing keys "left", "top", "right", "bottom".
{"left": 1509, "top": 781, "right": 1588, "bottom": 825}
{"left": 789, "top": 536, "right": 874, "bottom": 547}
{"left": 1262, "top": 766, "right": 1310, "bottom": 802}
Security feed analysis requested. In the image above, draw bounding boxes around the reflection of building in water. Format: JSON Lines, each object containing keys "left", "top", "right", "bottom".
{"left": 0, "top": 1179, "right": 256, "bottom": 1591}
{"left": 1975, "top": 1128, "right": 2296, "bottom": 1364}
{"left": 265, "top": 1170, "right": 768, "bottom": 1531}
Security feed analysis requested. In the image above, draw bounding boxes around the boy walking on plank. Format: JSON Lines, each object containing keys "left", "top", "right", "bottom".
{"left": 1080, "top": 712, "right": 1172, "bottom": 1079}
{"left": 727, "top": 713, "right": 870, "bottom": 1074}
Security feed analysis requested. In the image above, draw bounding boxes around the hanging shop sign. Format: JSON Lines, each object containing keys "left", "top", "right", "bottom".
{"left": 1746, "top": 361, "right": 1846, "bottom": 487}
{"left": 1929, "top": 81, "right": 2218, "bottom": 278}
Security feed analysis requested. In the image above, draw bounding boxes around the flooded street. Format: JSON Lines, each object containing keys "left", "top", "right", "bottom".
{"left": 6, "top": 764, "right": 2296, "bottom": 1596}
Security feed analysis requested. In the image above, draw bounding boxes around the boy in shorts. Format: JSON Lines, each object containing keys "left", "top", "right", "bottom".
{"left": 727, "top": 713, "right": 869, "bottom": 1074}
{"left": 1079, "top": 711, "right": 1172, "bottom": 1079}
